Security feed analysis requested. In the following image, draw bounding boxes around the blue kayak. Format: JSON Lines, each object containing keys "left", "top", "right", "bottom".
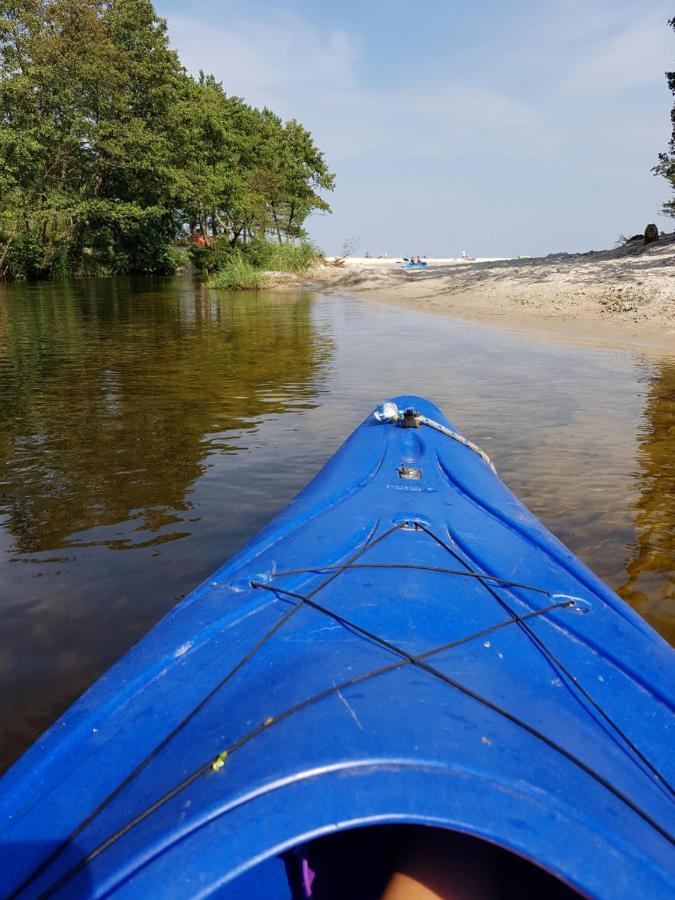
{"left": 1, "top": 396, "right": 673, "bottom": 898}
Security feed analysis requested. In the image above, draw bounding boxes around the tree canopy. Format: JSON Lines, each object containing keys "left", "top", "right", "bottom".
{"left": 0, "top": 0, "right": 334, "bottom": 279}
{"left": 655, "top": 17, "right": 675, "bottom": 217}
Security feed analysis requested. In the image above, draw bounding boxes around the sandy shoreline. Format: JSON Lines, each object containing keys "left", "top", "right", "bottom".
{"left": 292, "top": 237, "right": 675, "bottom": 353}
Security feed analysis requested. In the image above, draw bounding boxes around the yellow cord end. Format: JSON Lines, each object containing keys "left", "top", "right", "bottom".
{"left": 212, "top": 751, "right": 228, "bottom": 772}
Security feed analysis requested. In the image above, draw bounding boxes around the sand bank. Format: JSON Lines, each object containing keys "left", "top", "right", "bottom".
{"left": 298, "top": 237, "right": 675, "bottom": 353}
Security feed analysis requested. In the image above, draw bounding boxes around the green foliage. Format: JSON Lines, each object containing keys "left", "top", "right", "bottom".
{"left": 206, "top": 252, "right": 268, "bottom": 290}
{"left": 0, "top": 1, "right": 334, "bottom": 280}
{"left": 6, "top": 233, "right": 49, "bottom": 281}
{"left": 655, "top": 18, "right": 675, "bottom": 216}
{"left": 175, "top": 78, "right": 333, "bottom": 253}
{"left": 196, "top": 237, "right": 320, "bottom": 279}
{"left": 169, "top": 246, "right": 191, "bottom": 269}
{"left": 261, "top": 242, "right": 320, "bottom": 273}
{"left": 189, "top": 236, "right": 235, "bottom": 272}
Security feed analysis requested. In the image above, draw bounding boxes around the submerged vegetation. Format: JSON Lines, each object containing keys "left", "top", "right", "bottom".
{"left": 0, "top": 0, "right": 333, "bottom": 281}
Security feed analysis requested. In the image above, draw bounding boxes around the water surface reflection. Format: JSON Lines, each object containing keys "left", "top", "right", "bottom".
{"left": 0, "top": 279, "right": 333, "bottom": 765}
{"left": 619, "top": 364, "right": 674, "bottom": 634}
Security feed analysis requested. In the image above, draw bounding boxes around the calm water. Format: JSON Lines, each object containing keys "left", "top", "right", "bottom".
{"left": 0, "top": 277, "right": 673, "bottom": 770}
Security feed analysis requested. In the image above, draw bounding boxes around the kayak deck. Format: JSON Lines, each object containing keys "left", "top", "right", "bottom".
{"left": 1, "top": 396, "right": 673, "bottom": 897}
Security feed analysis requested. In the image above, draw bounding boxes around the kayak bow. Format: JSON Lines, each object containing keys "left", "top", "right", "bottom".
{"left": 1, "top": 396, "right": 673, "bottom": 898}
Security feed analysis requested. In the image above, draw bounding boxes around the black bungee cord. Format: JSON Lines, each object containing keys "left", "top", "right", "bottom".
{"left": 412, "top": 521, "right": 675, "bottom": 799}
{"left": 9, "top": 524, "right": 403, "bottom": 899}
{"left": 14, "top": 521, "right": 675, "bottom": 897}
{"left": 41, "top": 580, "right": 673, "bottom": 898}
{"left": 38, "top": 596, "right": 578, "bottom": 898}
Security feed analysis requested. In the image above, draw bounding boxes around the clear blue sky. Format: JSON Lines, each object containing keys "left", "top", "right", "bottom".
{"left": 155, "top": 0, "right": 674, "bottom": 256}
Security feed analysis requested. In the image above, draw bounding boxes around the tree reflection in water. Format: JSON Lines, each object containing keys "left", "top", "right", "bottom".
{"left": 619, "top": 363, "right": 675, "bottom": 643}
{"left": 0, "top": 277, "right": 333, "bottom": 768}
{"left": 0, "top": 279, "right": 332, "bottom": 553}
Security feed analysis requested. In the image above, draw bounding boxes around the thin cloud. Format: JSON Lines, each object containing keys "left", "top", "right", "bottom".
{"left": 167, "top": 11, "right": 358, "bottom": 103}
{"left": 166, "top": 12, "right": 543, "bottom": 164}
{"left": 561, "top": 16, "right": 673, "bottom": 96}
{"left": 161, "top": 3, "right": 673, "bottom": 255}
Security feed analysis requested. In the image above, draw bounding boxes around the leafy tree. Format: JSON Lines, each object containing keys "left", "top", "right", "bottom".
{"left": 174, "top": 80, "right": 333, "bottom": 263}
{"left": 0, "top": 1, "right": 334, "bottom": 279}
{"left": 0, "top": 0, "right": 187, "bottom": 276}
{"left": 654, "top": 17, "right": 675, "bottom": 217}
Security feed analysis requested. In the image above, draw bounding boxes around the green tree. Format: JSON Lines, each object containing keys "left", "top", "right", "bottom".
{"left": 252, "top": 115, "right": 334, "bottom": 244}
{"left": 0, "top": 0, "right": 334, "bottom": 279}
{"left": 0, "top": 0, "right": 186, "bottom": 276}
{"left": 654, "top": 17, "right": 675, "bottom": 217}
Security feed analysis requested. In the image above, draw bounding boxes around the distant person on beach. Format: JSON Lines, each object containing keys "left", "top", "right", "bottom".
{"left": 461, "top": 249, "right": 469, "bottom": 260}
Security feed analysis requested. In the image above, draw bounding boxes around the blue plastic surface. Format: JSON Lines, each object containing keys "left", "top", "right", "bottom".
{"left": 1, "top": 396, "right": 673, "bottom": 898}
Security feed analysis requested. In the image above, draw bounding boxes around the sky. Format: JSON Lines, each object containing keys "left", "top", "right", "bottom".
{"left": 155, "top": 0, "right": 674, "bottom": 257}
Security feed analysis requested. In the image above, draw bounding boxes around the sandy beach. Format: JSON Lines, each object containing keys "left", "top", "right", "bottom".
{"left": 299, "top": 235, "right": 675, "bottom": 352}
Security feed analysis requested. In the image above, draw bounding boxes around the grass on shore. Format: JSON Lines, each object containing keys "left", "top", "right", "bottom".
{"left": 206, "top": 253, "right": 268, "bottom": 290}
{"left": 206, "top": 241, "right": 320, "bottom": 290}
{"left": 263, "top": 242, "right": 319, "bottom": 273}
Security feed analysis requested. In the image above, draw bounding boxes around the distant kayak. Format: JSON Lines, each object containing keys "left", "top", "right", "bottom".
{"left": 1, "top": 396, "right": 673, "bottom": 898}
{"left": 399, "top": 261, "right": 428, "bottom": 269}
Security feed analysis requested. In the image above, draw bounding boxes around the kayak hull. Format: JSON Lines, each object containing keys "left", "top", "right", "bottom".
{"left": 1, "top": 396, "right": 673, "bottom": 897}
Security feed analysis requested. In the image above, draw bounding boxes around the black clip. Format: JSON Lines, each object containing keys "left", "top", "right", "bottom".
{"left": 402, "top": 408, "right": 421, "bottom": 428}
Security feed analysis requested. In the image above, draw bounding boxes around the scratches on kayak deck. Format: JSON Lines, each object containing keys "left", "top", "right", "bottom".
{"left": 334, "top": 682, "right": 365, "bottom": 730}
{"left": 282, "top": 621, "right": 343, "bottom": 644}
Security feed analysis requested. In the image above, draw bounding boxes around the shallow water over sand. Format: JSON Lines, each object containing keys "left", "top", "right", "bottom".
{"left": 0, "top": 277, "right": 673, "bottom": 768}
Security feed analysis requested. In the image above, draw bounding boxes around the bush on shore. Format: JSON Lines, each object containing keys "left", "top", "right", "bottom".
{"left": 246, "top": 241, "right": 321, "bottom": 274}
{"left": 204, "top": 240, "right": 320, "bottom": 289}
{"left": 206, "top": 253, "right": 268, "bottom": 290}
{"left": 0, "top": 2, "right": 333, "bottom": 282}
{"left": 197, "top": 238, "right": 320, "bottom": 274}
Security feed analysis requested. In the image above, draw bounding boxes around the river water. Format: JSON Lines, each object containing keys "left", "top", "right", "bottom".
{"left": 0, "top": 276, "right": 673, "bottom": 769}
